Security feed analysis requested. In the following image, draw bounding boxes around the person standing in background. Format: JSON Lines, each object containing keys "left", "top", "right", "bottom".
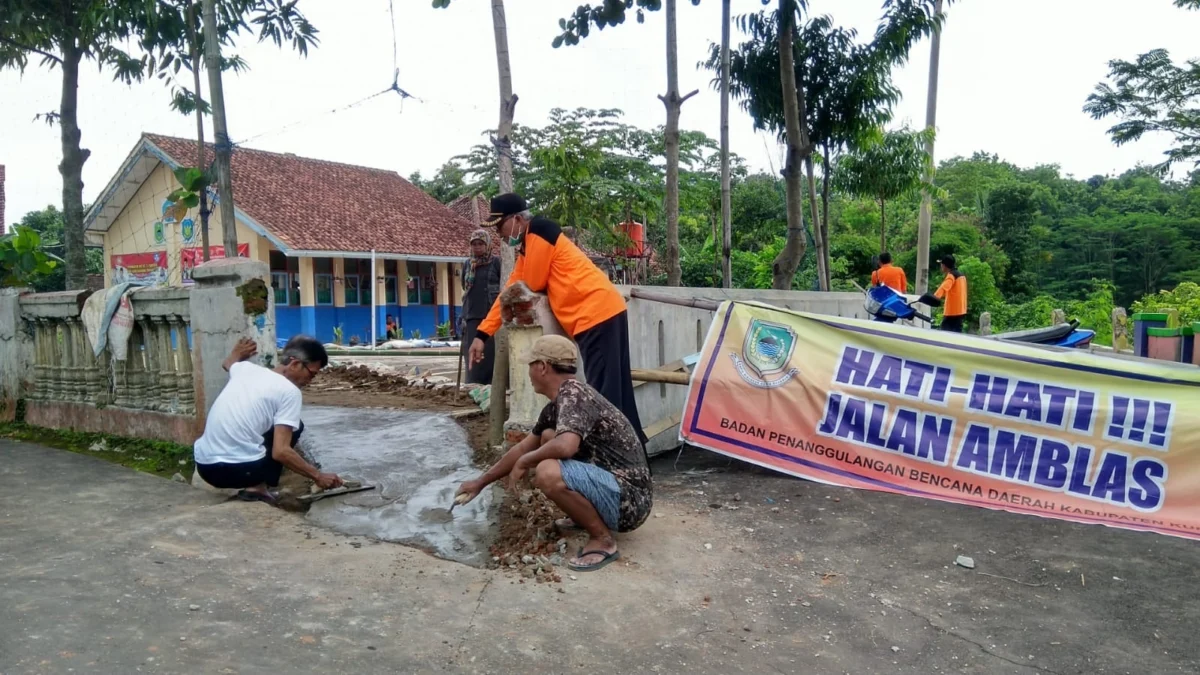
{"left": 871, "top": 251, "right": 908, "bottom": 293}
{"left": 460, "top": 229, "right": 503, "bottom": 384}
{"left": 920, "top": 255, "right": 969, "bottom": 333}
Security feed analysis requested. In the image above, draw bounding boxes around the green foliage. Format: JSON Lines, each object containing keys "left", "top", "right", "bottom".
{"left": 332, "top": 325, "right": 343, "bottom": 345}
{"left": 436, "top": 321, "right": 451, "bottom": 339}
{"left": 410, "top": 328, "right": 422, "bottom": 340}
{"left": 0, "top": 422, "right": 194, "bottom": 478}
{"left": 16, "top": 205, "right": 101, "bottom": 292}
{"left": 165, "top": 165, "right": 210, "bottom": 221}
{"left": 409, "top": 162, "right": 467, "bottom": 204}
{"left": 834, "top": 127, "right": 934, "bottom": 247}
{"left": 1131, "top": 281, "right": 1200, "bottom": 324}
{"left": 0, "top": 226, "right": 59, "bottom": 287}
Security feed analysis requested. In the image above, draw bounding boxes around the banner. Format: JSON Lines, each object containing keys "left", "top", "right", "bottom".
{"left": 111, "top": 252, "right": 167, "bottom": 285}
{"left": 180, "top": 244, "right": 249, "bottom": 285}
{"left": 681, "top": 302, "right": 1200, "bottom": 541}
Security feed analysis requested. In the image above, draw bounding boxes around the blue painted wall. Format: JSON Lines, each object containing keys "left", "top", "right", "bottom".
{"left": 275, "top": 304, "right": 444, "bottom": 344}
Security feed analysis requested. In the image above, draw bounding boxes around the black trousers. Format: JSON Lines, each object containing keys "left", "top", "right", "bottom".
{"left": 940, "top": 315, "right": 965, "bottom": 333}
{"left": 196, "top": 422, "right": 304, "bottom": 489}
{"left": 461, "top": 319, "right": 495, "bottom": 385}
{"left": 575, "top": 311, "right": 648, "bottom": 445}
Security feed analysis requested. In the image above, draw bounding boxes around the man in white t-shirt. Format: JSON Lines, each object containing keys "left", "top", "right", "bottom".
{"left": 194, "top": 335, "right": 342, "bottom": 504}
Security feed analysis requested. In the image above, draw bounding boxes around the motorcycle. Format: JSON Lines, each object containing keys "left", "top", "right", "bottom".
{"left": 860, "top": 284, "right": 1095, "bottom": 349}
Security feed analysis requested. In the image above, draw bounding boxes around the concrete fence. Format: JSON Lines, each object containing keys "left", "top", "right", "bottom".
{"left": 0, "top": 259, "right": 276, "bottom": 444}
{"left": 501, "top": 285, "right": 866, "bottom": 456}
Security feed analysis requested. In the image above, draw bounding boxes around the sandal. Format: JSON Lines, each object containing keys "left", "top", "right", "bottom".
{"left": 568, "top": 548, "right": 620, "bottom": 572}
{"left": 236, "top": 489, "right": 280, "bottom": 506}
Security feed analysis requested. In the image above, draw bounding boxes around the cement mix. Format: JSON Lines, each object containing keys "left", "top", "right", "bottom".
{"left": 298, "top": 405, "right": 495, "bottom": 565}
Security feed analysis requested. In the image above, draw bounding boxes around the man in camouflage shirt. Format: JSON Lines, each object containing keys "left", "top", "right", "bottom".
{"left": 457, "top": 334, "right": 652, "bottom": 572}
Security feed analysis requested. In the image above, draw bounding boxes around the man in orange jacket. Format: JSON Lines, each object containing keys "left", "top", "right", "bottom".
{"left": 467, "top": 193, "right": 647, "bottom": 445}
{"left": 919, "top": 255, "right": 968, "bottom": 333}
{"left": 870, "top": 251, "right": 907, "bottom": 294}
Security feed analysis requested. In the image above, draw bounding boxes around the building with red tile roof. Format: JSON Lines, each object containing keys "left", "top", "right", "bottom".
{"left": 85, "top": 133, "right": 478, "bottom": 343}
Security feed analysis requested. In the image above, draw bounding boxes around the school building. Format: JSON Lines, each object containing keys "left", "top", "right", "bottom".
{"left": 84, "top": 134, "right": 480, "bottom": 344}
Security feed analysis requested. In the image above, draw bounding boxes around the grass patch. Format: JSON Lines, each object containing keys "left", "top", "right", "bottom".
{"left": 0, "top": 423, "right": 193, "bottom": 479}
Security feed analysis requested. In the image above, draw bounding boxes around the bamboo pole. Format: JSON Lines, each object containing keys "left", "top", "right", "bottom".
{"left": 629, "top": 287, "right": 721, "bottom": 311}
{"left": 631, "top": 368, "right": 691, "bottom": 385}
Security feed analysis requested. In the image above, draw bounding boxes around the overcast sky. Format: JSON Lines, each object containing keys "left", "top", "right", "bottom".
{"left": 2, "top": 0, "right": 1198, "bottom": 226}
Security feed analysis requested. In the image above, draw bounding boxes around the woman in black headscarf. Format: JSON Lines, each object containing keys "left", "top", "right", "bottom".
{"left": 460, "top": 229, "right": 503, "bottom": 384}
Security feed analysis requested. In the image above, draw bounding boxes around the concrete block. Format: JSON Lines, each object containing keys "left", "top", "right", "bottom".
{"left": 189, "top": 259, "right": 276, "bottom": 419}
{"left": 0, "top": 288, "right": 33, "bottom": 417}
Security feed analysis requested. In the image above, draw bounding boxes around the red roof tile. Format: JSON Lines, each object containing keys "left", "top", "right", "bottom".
{"left": 144, "top": 134, "right": 476, "bottom": 258}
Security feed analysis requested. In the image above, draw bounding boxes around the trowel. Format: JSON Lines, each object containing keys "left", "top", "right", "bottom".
{"left": 299, "top": 480, "right": 376, "bottom": 504}
{"left": 448, "top": 492, "right": 471, "bottom": 515}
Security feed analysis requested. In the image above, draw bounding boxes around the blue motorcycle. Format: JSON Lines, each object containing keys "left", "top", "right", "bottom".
{"left": 861, "top": 285, "right": 1095, "bottom": 349}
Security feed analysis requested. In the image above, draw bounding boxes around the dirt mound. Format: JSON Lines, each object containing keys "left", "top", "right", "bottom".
{"left": 488, "top": 485, "right": 568, "bottom": 583}
{"left": 306, "top": 365, "right": 479, "bottom": 412}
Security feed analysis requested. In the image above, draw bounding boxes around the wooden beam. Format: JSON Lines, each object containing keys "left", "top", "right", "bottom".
{"left": 631, "top": 368, "right": 690, "bottom": 385}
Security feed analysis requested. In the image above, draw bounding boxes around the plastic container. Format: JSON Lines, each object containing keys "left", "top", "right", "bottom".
{"left": 1146, "top": 326, "right": 1181, "bottom": 362}
{"left": 1133, "top": 312, "right": 1170, "bottom": 358}
{"left": 616, "top": 222, "right": 646, "bottom": 257}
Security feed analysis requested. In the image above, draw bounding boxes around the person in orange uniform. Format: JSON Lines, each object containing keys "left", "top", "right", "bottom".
{"left": 919, "top": 254, "right": 968, "bottom": 332}
{"left": 468, "top": 193, "right": 647, "bottom": 445}
{"left": 870, "top": 251, "right": 907, "bottom": 293}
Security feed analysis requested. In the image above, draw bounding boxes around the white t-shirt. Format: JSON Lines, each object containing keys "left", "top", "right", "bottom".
{"left": 193, "top": 362, "right": 302, "bottom": 465}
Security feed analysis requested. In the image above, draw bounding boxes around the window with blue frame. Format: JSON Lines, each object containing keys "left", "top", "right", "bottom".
{"left": 270, "top": 251, "right": 301, "bottom": 306}
{"left": 344, "top": 273, "right": 359, "bottom": 304}
{"left": 386, "top": 275, "right": 397, "bottom": 304}
{"left": 271, "top": 272, "right": 289, "bottom": 306}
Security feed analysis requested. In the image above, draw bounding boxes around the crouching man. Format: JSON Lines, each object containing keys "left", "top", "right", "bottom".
{"left": 456, "top": 335, "right": 652, "bottom": 572}
{"left": 193, "top": 335, "right": 342, "bottom": 504}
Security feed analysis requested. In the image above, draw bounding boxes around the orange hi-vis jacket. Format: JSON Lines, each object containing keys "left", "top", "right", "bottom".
{"left": 935, "top": 269, "right": 968, "bottom": 317}
{"left": 476, "top": 217, "right": 626, "bottom": 341}
{"left": 871, "top": 263, "right": 908, "bottom": 294}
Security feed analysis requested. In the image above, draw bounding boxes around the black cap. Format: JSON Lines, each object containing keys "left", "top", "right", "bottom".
{"left": 484, "top": 193, "right": 527, "bottom": 227}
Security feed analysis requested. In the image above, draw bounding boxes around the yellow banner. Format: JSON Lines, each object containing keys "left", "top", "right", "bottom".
{"left": 681, "top": 302, "right": 1200, "bottom": 540}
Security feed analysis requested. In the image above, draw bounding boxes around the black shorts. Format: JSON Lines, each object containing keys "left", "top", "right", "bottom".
{"left": 195, "top": 421, "right": 304, "bottom": 489}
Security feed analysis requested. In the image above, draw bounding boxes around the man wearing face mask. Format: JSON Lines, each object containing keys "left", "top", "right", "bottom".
{"left": 468, "top": 193, "right": 647, "bottom": 446}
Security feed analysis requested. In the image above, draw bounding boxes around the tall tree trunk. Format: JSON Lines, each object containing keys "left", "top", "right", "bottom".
{"left": 202, "top": 0, "right": 238, "bottom": 257}
{"left": 659, "top": 0, "right": 698, "bottom": 287}
{"left": 804, "top": 156, "right": 827, "bottom": 291}
{"left": 186, "top": 3, "right": 211, "bottom": 261}
{"left": 771, "top": 0, "right": 808, "bottom": 290}
{"left": 59, "top": 43, "right": 88, "bottom": 290}
{"left": 489, "top": 0, "right": 517, "bottom": 447}
{"left": 719, "top": 0, "right": 732, "bottom": 289}
{"left": 879, "top": 198, "right": 887, "bottom": 251}
{"left": 915, "top": 0, "right": 944, "bottom": 296}
{"left": 820, "top": 145, "right": 832, "bottom": 290}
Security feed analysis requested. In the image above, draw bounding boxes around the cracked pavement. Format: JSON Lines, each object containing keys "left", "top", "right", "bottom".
{"left": 1, "top": 441, "right": 1197, "bottom": 674}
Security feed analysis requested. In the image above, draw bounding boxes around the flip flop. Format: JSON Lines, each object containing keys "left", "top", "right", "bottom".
{"left": 236, "top": 489, "right": 280, "bottom": 506}
{"left": 568, "top": 548, "right": 620, "bottom": 572}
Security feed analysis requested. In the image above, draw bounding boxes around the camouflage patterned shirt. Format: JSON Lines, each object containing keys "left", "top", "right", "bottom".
{"left": 533, "top": 379, "right": 653, "bottom": 532}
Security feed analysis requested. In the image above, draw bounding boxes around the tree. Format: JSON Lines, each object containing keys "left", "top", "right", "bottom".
{"left": 703, "top": 1, "right": 945, "bottom": 289}
{"left": 140, "top": 0, "right": 317, "bottom": 260}
{"left": 409, "top": 162, "right": 468, "bottom": 203}
{"left": 0, "top": 1, "right": 153, "bottom": 289}
{"left": 1084, "top": 0, "right": 1200, "bottom": 175}
{"left": 433, "top": 0, "right": 519, "bottom": 446}
{"left": 834, "top": 128, "right": 934, "bottom": 251}
{"left": 17, "top": 205, "right": 99, "bottom": 291}
{"left": 915, "top": 0, "right": 945, "bottom": 297}
{"left": 552, "top": 0, "right": 702, "bottom": 287}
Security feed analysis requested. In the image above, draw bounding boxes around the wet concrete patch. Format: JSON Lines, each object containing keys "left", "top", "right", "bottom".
{"left": 298, "top": 406, "right": 494, "bottom": 565}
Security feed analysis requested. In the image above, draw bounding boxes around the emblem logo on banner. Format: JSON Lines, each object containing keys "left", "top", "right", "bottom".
{"left": 732, "top": 318, "right": 799, "bottom": 388}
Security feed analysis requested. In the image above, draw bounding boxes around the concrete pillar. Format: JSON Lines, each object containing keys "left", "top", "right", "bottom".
{"left": 436, "top": 262, "right": 451, "bottom": 328}
{"left": 298, "top": 257, "right": 315, "bottom": 337}
{"left": 1112, "top": 307, "right": 1130, "bottom": 352}
{"left": 376, "top": 260, "right": 388, "bottom": 341}
{"left": 503, "top": 288, "right": 575, "bottom": 447}
{"left": 1052, "top": 309, "right": 1066, "bottom": 326}
{"left": 189, "top": 258, "right": 276, "bottom": 421}
{"left": 978, "top": 312, "right": 991, "bottom": 336}
{"left": 0, "top": 288, "right": 33, "bottom": 419}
